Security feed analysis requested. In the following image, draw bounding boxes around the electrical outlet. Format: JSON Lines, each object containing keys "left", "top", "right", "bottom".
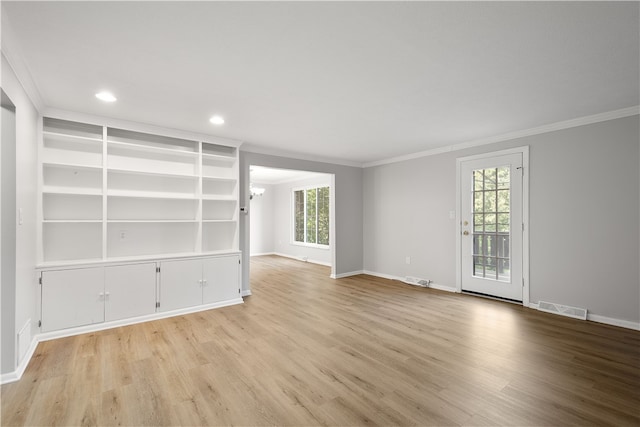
{"left": 405, "top": 256, "right": 411, "bottom": 265}
{"left": 120, "top": 230, "right": 126, "bottom": 240}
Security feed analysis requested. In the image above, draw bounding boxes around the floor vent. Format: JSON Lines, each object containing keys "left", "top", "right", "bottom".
{"left": 538, "top": 301, "right": 587, "bottom": 320}
{"left": 404, "top": 276, "right": 432, "bottom": 287}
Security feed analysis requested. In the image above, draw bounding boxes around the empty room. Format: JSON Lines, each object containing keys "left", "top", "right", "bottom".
{"left": 1, "top": 1, "right": 639, "bottom": 426}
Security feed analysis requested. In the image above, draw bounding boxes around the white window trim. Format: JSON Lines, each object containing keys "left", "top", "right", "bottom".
{"left": 291, "top": 184, "right": 330, "bottom": 248}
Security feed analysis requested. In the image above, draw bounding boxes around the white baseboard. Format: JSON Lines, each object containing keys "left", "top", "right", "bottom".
{"left": 272, "top": 252, "right": 332, "bottom": 267}
{"left": 241, "top": 289, "right": 252, "bottom": 297}
{"left": 529, "top": 302, "right": 639, "bottom": 330}
{"left": 587, "top": 314, "right": 640, "bottom": 330}
{"left": 0, "top": 298, "right": 244, "bottom": 385}
{"left": 362, "top": 269, "right": 398, "bottom": 281}
{"left": 428, "top": 283, "right": 458, "bottom": 293}
{"left": 250, "top": 252, "right": 276, "bottom": 257}
{"left": 331, "top": 270, "right": 364, "bottom": 279}
{"left": 362, "top": 270, "right": 457, "bottom": 293}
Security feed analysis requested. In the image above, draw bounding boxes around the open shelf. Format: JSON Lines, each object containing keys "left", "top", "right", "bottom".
{"left": 203, "top": 177, "right": 237, "bottom": 198}
{"left": 202, "top": 222, "right": 238, "bottom": 252}
{"left": 106, "top": 222, "right": 198, "bottom": 258}
{"left": 43, "top": 193, "right": 102, "bottom": 221}
{"left": 108, "top": 140, "right": 199, "bottom": 159}
{"left": 44, "top": 117, "right": 103, "bottom": 139}
{"left": 40, "top": 117, "right": 240, "bottom": 266}
{"left": 43, "top": 119, "right": 103, "bottom": 168}
{"left": 107, "top": 167, "right": 197, "bottom": 179}
{"left": 43, "top": 163, "right": 102, "bottom": 195}
{"left": 108, "top": 169, "right": 197, "bottom": 199}
{"left": 203, "top": 199, "right": 237, "bottom": 221}
{"left": 108, "top": 196, "right": 197, "bottom": 220}
{"left": 43, "top": 222, "right": 102, "bottom": 262}
{"left": 108, "top": 127, "right": 198, "bottom": 155}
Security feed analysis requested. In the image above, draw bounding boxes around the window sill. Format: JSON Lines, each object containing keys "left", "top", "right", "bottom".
{"left": 291, "top": 241, "right": 330, "bottom": 250}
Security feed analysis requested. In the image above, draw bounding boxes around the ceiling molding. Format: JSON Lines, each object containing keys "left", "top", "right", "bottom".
{"left": 363, "top": 106, "right": 640, "bottom": 168}
{"left": 1, "top": 10, "right": 45, "bottom": 111}
{"left": 241, "top": 143, "right": 363, "bottom": 168}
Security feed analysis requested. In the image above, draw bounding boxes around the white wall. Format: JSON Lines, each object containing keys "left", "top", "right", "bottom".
{"left": 271, "top": 175, "right": 332, "bottom": 265}
{"left": 249, "top": 183, "right": 274, "bottom": 255}
{"left": 364, "top": 115, "right": 640, "bottom": 324}
{"left": 1, "top": 54, "right": 39, "bottom": 375}
{"left": 1, "top": 91, "right": 17, "bottom": 375}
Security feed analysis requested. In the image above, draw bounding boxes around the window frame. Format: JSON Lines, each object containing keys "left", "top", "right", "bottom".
{"left": 291, "top": 185, "right": 330, "bottom": 249}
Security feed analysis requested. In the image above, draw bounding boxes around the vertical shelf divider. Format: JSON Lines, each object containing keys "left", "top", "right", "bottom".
{"left": 196, "top": 141, "right": 203, "bottom": 253}
{"left": 102, "top": 125, "right": 108, "bottom": 261}
{"left": 36, "top": 116, "right": 45, "bottom": 264}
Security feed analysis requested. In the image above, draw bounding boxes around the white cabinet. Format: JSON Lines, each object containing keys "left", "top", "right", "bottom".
{"left": 41, "top": 267, "right": 104, "bottom": 332}
{"left": 158, "top": 258, "right": 203, "bottom": 312}
{"left": 159, "top": 255, "right": 241, "bottom": 312}
{"left": 105, "top": 263, "right": 157, "bottom": 321}
{"left": 202, "top": 256, "right": 241, "bottom": 304}
{"left": 40, "top": 263, "right": 157, "bottom": 332}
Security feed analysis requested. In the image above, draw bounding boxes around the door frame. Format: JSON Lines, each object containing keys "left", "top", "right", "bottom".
{"left": 455, "top": 146, "right": 530, "bottom": 306}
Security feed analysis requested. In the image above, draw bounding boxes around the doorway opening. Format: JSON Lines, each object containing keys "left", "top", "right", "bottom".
{"left": 248, "top": 165, "right": 335, "bottom": 280}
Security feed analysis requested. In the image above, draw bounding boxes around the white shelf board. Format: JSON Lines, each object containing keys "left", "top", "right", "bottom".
{"left": 201, "top": 195, "right": 237, "bottom": 201}
{"left": 37, "top": 258, "right": 105, "bottom": 269}
{"left": 43, "top": 162, "right": 103, "bottom": 171}
{"left": 107, "top": 220, "right": 197, "bottom": 223}
{"left": 202, "top": 176, "right": 237, "bottom": 182}
{"left": 43, "top": 219, "right": 102, "bottom": 223}
{"left": 107, "top": 167, "right": 198, "bottom": 179}
{"left": 202, "top": 220, "right": 236, "bottom": 223}
{"left": 43, "top": 131, "right": 103, "bottom": 144}
{"left": 107, "top": 190, "right": 198, "bottom": 200}
{"left": 42, "top": 186, "right": 102, "bottom": 196}
{"left": 201, "top": 152, "right": 236, "bottom": 162}
{"left": 108, "top": 140, "right": 199, "bottom": 158}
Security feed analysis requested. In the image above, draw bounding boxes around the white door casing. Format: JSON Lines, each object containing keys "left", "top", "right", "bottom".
{"left": 456, "top": 147, "right": 529, "bottom": 305}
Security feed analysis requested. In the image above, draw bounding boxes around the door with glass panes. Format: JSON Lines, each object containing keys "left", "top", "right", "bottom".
{"left": 460, "top": 153, "right": 523, "bottom": 301}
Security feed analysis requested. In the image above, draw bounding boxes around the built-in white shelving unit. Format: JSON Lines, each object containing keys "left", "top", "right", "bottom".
{"left": 37, "top": 117, "right": 242, "bottom": 335}
{"left": 39, "top": 117, "right": 240, "bottom": 265}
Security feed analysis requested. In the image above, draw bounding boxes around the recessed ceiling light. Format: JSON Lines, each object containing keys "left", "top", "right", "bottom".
{"left": 95, "top": 91, "right": 117, "bottom": 102}
{"left": 209, "top": 115, "right": 225, "bottom": 125}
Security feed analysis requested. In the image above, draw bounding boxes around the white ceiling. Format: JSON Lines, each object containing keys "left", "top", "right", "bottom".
{"left": 2, "top": 1, "right": 638, "bottom": 165}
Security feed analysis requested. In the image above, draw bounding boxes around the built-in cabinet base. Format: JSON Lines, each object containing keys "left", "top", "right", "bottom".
{"left": 38, "top": 253, "right": 242, "bottom": 334}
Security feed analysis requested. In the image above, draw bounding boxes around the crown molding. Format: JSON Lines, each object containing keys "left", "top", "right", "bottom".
{"left": 364, "top": 106, "right": 640, "bottom": 168}
{"left": 1, "top": 9, "right": 45, "bottom": 112}
{"left": 241, "top": 143, "right": 364, "bottom": 168}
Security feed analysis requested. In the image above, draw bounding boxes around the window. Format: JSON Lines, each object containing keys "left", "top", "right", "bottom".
{"left": 293, "top": 186, "right": 329, "bottom": 246}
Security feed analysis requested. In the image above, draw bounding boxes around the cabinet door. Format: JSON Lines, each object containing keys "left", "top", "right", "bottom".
{"left": 159, "top": 259, "right": 202, "bottom": 312}
{"left": 202, "top": 255, "right": 240, "bottom": 304}
{"left": 41, "top": 267, "right": 104, "bottom": 332}
{"left": 105, "top": 263, "right": 157, "bottom": 321}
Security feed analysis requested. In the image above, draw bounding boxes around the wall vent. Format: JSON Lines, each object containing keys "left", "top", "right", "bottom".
{"left": 538, "top": 301, "right": 587, "bottom": 320}
{"left": 404, "top": 276, "right": 432, "bottom": 288}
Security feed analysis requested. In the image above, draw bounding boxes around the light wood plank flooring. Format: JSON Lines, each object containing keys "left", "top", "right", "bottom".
{"left": 2, "top": 255, "right": 639, "bottom": 426}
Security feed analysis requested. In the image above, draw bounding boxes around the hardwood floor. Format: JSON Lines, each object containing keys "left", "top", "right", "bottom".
{"left": 2, "top": 255, "right": 639, "bottom": 426}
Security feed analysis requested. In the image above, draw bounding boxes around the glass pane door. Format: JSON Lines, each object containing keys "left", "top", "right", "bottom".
{"left": 472, "top": 167, "right": 511, "bottom": 282}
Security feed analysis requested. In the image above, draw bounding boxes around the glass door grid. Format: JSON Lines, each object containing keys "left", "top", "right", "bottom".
{"left": 472, "top": 167, "right": 511, "bottom": 281}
